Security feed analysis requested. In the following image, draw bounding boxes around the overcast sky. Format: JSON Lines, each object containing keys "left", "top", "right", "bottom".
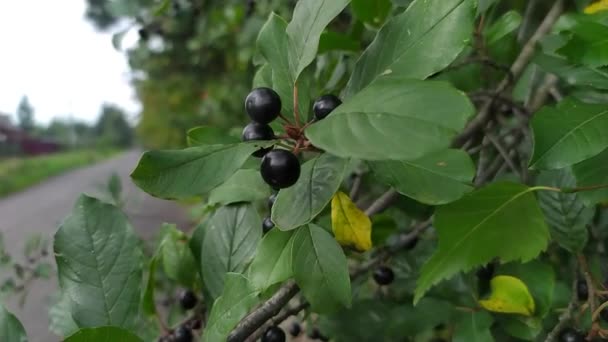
{"left": 0, "top": 1, "right": 139, "bottom": 125}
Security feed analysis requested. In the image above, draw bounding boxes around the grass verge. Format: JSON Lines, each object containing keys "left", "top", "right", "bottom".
{"left": 0, "top": 149, "right": 120, "bottom": 197}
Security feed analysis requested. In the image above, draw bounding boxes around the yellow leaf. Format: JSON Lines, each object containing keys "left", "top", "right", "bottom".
{"left": 479, "top": 275, "right": 535, "bottom": 316}
{"left": 331, "top": 192, "right": 372, "bottom": 252}
{"left": 585, "top": 0, "right": 608, "bottom": 14}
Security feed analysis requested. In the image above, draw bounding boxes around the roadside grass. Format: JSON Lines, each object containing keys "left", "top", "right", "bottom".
{"left": 0, "top": 149, "right": 120, "bottom": 197}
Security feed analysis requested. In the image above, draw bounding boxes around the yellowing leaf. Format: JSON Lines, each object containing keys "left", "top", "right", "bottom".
{"left": 479, "top": 275, "right": 535, "bottom": 316}
{"left": 585, "top": 0, "right": 608, "bottom": 14}
{"left": 331, "top": 192, "right": 372, "bottom": 252}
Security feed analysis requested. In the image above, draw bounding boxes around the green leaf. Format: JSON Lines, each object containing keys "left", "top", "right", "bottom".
{"left": 530, "top": 98, "right": 608, "bottom": 170}
{"left": 370, "top": 149, "right": 475, "bottom": 205}
{"left": 187, "top": 126, "right": 239, "bottom": 147}
{"left": 201, "top": 204, "right": 262, "bottom": 299}
{"left": 253, "top": 64, "right": 273, "bottom": 88}
{"left": 318, "top": 31, "right": 360, "bottom": 54}
{"left": 485, "top": 10, "right": 522, "bottom": 45}
{"left": 54, "top": 195, "right": 143, "bottom": 329}
{"left": 257, "top": 13, "right": 310, "bottom": 123}
{"left": 0, "top": 304, "right": 27, "bottom": 342}
{"left": 537, "top": 170, "right": 592, "bottom": 252}
{"left": 306, "top": 77, "right": 474, "bottom": 161}
{"left": 346, "top": 0, "right": 476, "bottom": 94}
{"left": 64, "top": 327, "right": 142, "bottom": 342}
{"left": 498, "top": 260, "right": 555, "bottom": 318}
{"left": 49, "top": 293, "right": 79, "bottom": 338}
{"left": 534, "top": 53, "right": 608, "bottom": 90}
{"left": 248, "top": 229, "right": 294, "bottom": 291}
{"left": 415, "top": 182, "right": 549, "bottom": 303}
{"left": 479, "top": 275, "right": 535, "bottom": 316}
{"left": 499, "top": 316, "right": 543, "bottom": 340}
{"left": 292, "top": 224, "right": 351, "bottom": 313}
{"left": 351, "top": 0, "right": 392, "bottom": 27}
{"left": 573, "top": 148, "right": 608, "bottom": 205}
{"left": 286, "top": 0, "right": 350, "bottom": 81}
{"left": 142, "top": 254, "right": 159, "bottom": 317}
{"left": 203, "top": 273, "right": 260, "bottom": 342}
{"left": 557, "top": 21, "right": 608, "bottom": 68}
{"left": 272, "top": 154, "right": 347, "bottom": 230}
{"left": 208, "top": 169, "right": 270, "bottom": 206}
{"left": 453, "top": 311, "right": 494, "bottom": 342}
{"left": 160, "top": 224, "right": 198, "bottom": 288}
{"left": 131, "top": 142, "right": 272, "bottom": 199}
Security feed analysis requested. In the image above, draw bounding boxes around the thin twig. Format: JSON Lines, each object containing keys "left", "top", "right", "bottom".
{"left": 578, "top": 254, "right": 601, "bottom": 339}
{"left": 293, "top": 84, "right": 301, "bottom": 127}
{"left": 245, "top": 302, "right": 310, "bottom": 342}
{"left": 349, "top": 173, "right": 363, "bottom": 201}
{"left": 227, "top": 281, "right": 300, "bottom": 342}
{"left": 485, "top": 132, "right": 522, "bottom": 179}
{"left": 452, "top": 0, "right": 564, "bottom": 147}
{"left": 544, "top": 276, "right": 578, "bottom": 342}
{"left": 529, "top": 74, "right": 559, "bottom": 113}
{"left": 364, "top": 189, "right": 400, "bottom": 216}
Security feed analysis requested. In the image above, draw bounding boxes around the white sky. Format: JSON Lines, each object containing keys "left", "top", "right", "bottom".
{"left": 0, "top": 1, "right": 140, "bottom": 125}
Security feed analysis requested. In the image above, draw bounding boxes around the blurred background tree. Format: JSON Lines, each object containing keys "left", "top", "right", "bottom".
{"left": 84, "top": 0, "right": 295, "bottom": 148}
{"left": 16, "top": 96, "right": 35, "bottom": 134}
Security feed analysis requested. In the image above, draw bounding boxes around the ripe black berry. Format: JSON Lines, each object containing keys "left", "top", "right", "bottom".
{"left": 242, "top": 122, "right": 275, "bottom": 157}
{"left": 558, "top": 328, "right": 584, "bottom": 342}
{"left": 189, "top": 319, "right": 202, "bottom": 330}
{"left": 245, "top": 87, "right": 282, "bottom": 124}
{"left": 289, "top": 321, "right": 301, "bottom": 337}
{"left": 268, "top": 193, "right": 277, "bottom": 210}
{"left": 313, "top": 94, "right": 342, "bottom": 120}
{"left": 373, "top": 266, "right": 395, "bottom": 285}
{"left": 261, "top": 150, "right": 301, "bottom": 189}
{"left": 263, "top": 217, "right": 275, "bottom": 233}
{"left": 138, "top": 28, "right": 149, "bottom": 41}
{"left": 178, "top": 290, "right": 198, "bottom": 310}
{"left": 261, "top": 326, "right": 285, "bottom": 342}
{"left": 308, "top": 328, "right": 329, "bottom": 341}
{"left": 577, "top": 280, "right": 588, "bottom": 301}
{"left": 405, "top": 236, "right": 419, "bottom": 250}
{"left": 173, "top": 326, "right": 193, "bottom": 342}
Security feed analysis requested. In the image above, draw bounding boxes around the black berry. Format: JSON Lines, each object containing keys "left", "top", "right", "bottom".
{"left": 263, "top": 217, "right": 275, "bottom": 233}
{"left": 242, "top": 122, "right": 275, "bottom": 157}
{"left": 268, "top": 193, "right": 277, "bottom": 210}
{"left": 245, "top": 87, "right": 282, "bottom": 124}
{"left": 261, "top": 326, "right": 286, "bottom": 342}
{"left": 138, "top": 28, "right": 149, "bottom": 41}
{"left": 476, "top": 263, "right": 495, "bottom": 281}
{"left": 289, "top": 321, "right": 301, "bottom": 337}
{"left": 309, "top": 328, "right": 329, "bottom": 341}
{"left": 373, "top": 266, "right": 394, "bottom": 285}
{"left": 577, "top": 280, "right": 588, "bottom": 301}
{"left": 558, "top": 328, "right": 584, "bottom": 342}
{"left": 313, "top": 94, "right": 342, "bottom": 120}
{"left": 189, "top": 319, "right": 202, "bottom": 330}
{"left": 173, "top": 326, "right": 193, "bottom": 342}
{"left": 261, "top": 149, "right": 301, "bottom": 189}
{"left": 178, "top": 290, "right": 198, "bottom": 310}
{"left": 405, "top": 236, "right": 419, "bottom": 250}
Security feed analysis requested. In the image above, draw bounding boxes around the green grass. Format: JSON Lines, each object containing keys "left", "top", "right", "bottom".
{"left": 0, "top": 149, "right": 119, "bottom": 197}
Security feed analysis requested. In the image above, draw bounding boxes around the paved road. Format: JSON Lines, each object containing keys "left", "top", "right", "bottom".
{"left": 0, "top": 150, "right": 190, "bottom": 342}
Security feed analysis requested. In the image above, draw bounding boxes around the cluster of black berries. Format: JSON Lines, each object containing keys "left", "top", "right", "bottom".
{"left": 242, "top": 88, "right": 342, "bottom": 191}
{"left": 158, "top": 290, "right": 200, "bottom": 342}
{"left": 262, "top": 193, "right": 277, "bottom": 234}
{"left": 243, "top": 87, "right": 301, "bottom": 189}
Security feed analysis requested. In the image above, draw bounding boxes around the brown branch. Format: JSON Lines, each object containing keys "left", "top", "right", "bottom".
{"left": 349, "top": 173, "right": 364, "bottom": 201}
{"left": 227, "top": 281, "right": 300, "bottom": 342}
{"left": 485, "top": 132, "right": 522, "bottom": 179}
{"left": 245, "top": 302, "right": 310, "bottom": 342}
{"left": 578, "top": 254, "right": 601, "bottom": 339}
{"left": 452, "top": 0, "right": 564, "bottom": 148}
{"left": 364, "top": 189, "right": 400, "bottom": 216}
{"left": 544, "top": 265, "right": 578, "bottom": 342}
